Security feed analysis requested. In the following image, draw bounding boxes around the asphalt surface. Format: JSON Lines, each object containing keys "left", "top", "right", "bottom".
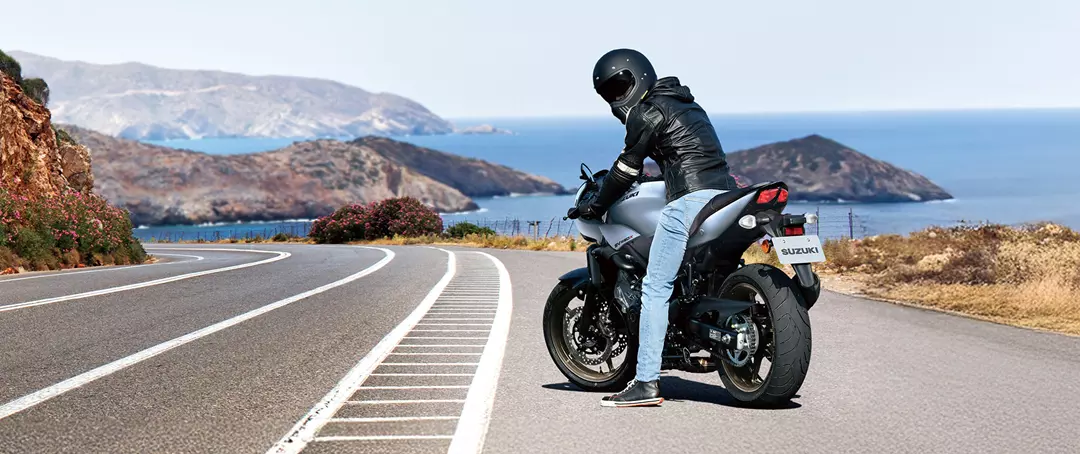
{"left": 1, "top": 244, "right": 1078, "bottom": 453}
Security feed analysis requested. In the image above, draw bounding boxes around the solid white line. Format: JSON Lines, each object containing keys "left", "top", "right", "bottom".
{"left": 346, "top": 399, "right": 466, "bottom": 404}
{"left": 411, "top": 330, "right": 490, "bottom": 332}
{"left": 421, "top": 318, "right": 495, "bottom": 321}
{"left": 356, "top": 386, "right": 470, "bottom": 390}
{"left": 0, "top": 248, "right": 290, "bottom": 313}
{"left": 448, "top": 251, "right": 513, "bottom": 454}
{"left": 0, "top": 253, "right": 205, "bottom": 284}
{"left": 0, "top": 247, "right": 394, "bottom": 421}
{"left": 314, "top": 435, "right": 452, "bottom": 442}
{"left": 268, "top": 248, "right": 456, "bottom": 454}
{"left": 326, "top": 416, "right": 460, "bottom": 423}
{"left": 416, "top": 323, "right": 492, "bottom": 326}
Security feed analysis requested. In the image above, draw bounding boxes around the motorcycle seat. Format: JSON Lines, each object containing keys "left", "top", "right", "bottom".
{"left": 687, "top": 182, "right": 772, "bottom": 236}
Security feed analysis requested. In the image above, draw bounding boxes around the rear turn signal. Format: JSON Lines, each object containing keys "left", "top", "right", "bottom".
{"left": 756, "top": 188, "right": 779, "bottom": 204}
{"left": 760, "top": 240, "right": 772, "bottom": 253}
{"left": 784, "top": 226, "right": 805, "bottom": 236}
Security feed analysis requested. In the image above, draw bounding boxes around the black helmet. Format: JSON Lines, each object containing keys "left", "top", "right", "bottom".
{"left": 593, "top": 48, "right": 657, "bottom": 124}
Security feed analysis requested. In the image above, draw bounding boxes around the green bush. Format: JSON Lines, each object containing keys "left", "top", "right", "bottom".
{"left": 14, "top": 229, "right": 53, "bottom": 263}
{"left": 54, "top": 126, "right": 76, "bottom": 145}
{"left": 0, "top": 50, "right": 22, "bottom": 83}
{"left": 309, "top": 203, "right": 369, "bottom": 244}
{"left": 446, "top": 222, "right": 496, "bottom": 238}
{"left": 20, "top": 78, "right": 48, "bottom": 106}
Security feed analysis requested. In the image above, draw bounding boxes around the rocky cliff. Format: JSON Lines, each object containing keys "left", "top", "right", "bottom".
{"left": 644, "top": 135, "right": 952, "bottom": 203}
{"left": 12, "top": 51, "right": 454, "bottom": 140}
{"left": 353, "top": 136, "right": 569, "bottom": 198}
{"left": 0, "top": 72, "right": 92, "bottom": 194}
{"left": 59, "top": 125, "right": 481, "bottom": 226}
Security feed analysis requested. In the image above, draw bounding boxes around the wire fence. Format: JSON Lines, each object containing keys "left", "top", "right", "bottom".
{"left": 135, "top": 208, "right": 871, "bottom": 243}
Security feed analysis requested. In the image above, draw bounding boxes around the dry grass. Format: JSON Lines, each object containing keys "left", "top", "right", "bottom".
{"left": 818, "top": 222, "right": 1080, "bottom": 336}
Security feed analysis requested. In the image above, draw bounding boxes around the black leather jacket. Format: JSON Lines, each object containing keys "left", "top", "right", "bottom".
{"left": 586, "top": 77, "right": 738, "bottom": 216}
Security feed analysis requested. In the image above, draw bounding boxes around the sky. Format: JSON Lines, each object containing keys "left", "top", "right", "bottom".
{"left": 2, "top": 0, "right": 1078, "bottom": 119}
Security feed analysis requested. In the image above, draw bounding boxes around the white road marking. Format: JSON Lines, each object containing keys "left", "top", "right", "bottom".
{"left": 356, "top": 386, "right": 470, "bottom": 390}
{"left": 403, "top": 337, "right": 489, "bottom": 340}
{"left": 448, "top": 251, "right": 513, "bottom": 454}
{"left": 0, "top": 248, "right": 290, "bottom": 313}
{"left": 369, "top": 373, "right": 474, "bottom": 377}
{"left": 0, "top": 247, "right": 395, "bottom": 421}
{"left": 379, "top": 363, "right": 480, "bottom": 366}
{"left": 315, "top": 435, "right": 453, "bottom": 442}
{"left": 416, "top": 323, "right": 492, "bottom": 326}
{"left": 347, "top": 400, "right": 466, "bottom": 404}
{"left": 396, "top": 345, "right": 486, "bottom": 348}
{"left": 410, "top": 329, "right": 490, "bottom": 332}
{"left": 268, "top": 248, "right": 457, "bottom": 454}
{"left": 327, "top": 416, "right": 460, "bottom": 423}
{"left": 388, "top": 353, "right": 482, "bottom": 356}
{"left": 0, "top": 253, "right": 204, "bottom": 284}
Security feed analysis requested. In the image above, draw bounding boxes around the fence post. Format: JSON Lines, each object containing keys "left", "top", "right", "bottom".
{"left": 848, "top": 208, "right": 854, "bottom": 239}
{"left": 815, "top": 207, "right": 820, "bottom": 236}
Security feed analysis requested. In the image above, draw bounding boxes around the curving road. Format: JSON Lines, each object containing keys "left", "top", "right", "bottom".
{"left": 0, "top": 244, "right": 1078, "bottom": 453}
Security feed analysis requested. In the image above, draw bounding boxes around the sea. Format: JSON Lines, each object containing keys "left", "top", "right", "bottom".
{"left": 134, "top": 109, "right": 1080, "bottom": 242}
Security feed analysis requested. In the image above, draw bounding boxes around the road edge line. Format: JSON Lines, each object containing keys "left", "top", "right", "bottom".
{"left": 267, "top": 247, "right": 456, "bottom": 454}
{"left": 0, "top": 247, "right": 395, "bottom": 421}
{"left": 447, "top": 251, "right": 514, "bottom": 454}
{"left": 0, "top": 248, "right": 290, "bottom": 313}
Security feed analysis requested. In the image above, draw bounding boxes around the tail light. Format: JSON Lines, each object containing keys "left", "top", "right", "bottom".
{"left": 756, "top": 189, "right": 779, "bottom": 204}
{"left": 777, "top": 189, "right": 788, "bottom": 203}
{"left": 784, "top": 226, "right": 805, "bottom": 236}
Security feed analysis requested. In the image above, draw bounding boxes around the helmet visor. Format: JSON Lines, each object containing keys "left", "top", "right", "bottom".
{"left": 597, "top": 70, "right": 636, "bottom": 103}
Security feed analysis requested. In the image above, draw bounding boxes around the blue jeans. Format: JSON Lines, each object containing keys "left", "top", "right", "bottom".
{"left": 636, "top": 188, "right": 725, "bottom": 382}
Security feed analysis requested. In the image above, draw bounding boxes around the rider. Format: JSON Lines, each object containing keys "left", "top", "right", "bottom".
{"left": 570, "top": 48, "right": 740, "bottom": 407}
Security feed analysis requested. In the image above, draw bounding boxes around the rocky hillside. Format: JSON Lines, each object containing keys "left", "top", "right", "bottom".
{"left": 11, "top": 51, "right": 454, "bottom": 140}
{"left": 645, "top": 135, "right": 952, "bottom": 203}
{"left": 60, "top": 127, "right": 569, "bottom": 226}
{"left": 60, "top": 125, "right": 476, "bottom": 225}
{"left": 0, "top": 72, "right": 92, "bottom": 195}
{"left": 354, "top": 136, "right": 569, "bottom": 198}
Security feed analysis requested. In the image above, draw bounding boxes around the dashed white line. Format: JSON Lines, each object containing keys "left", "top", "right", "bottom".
{"left": 356, "top": 386, "right": 470, "bottom": 390}
{"left": 369, "top": 373, "right": 475, "bottom": 377}
{"left": 268, "top": 248, "right": 457, "bottom": 454}
{"left": 0, "top": 247, "right": 395, "bottom": 421}
{"left": 0, "top": 248, "right": 290, "bottom": 313}
{"left": 347, "top": 400, "right": 467, "bottom": 404}
{"left": 315, "top": 435, "right": 453, "bottom": 442}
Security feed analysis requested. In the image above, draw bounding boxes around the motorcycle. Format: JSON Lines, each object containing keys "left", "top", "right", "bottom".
{"left": 543, "top": 164, "right": 826, "bottom": 406}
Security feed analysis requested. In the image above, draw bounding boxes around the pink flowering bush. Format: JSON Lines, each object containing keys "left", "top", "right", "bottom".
{"left": 0, "top": 187, "right": 147, "bottom": 270}
{"left": 309, "top": 197, "right": 443, "bottom": 244}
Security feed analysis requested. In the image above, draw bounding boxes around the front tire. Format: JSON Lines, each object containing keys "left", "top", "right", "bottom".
{"left": 716, "top": 264, "right": 812, "bottom": 406}
{"left": 543, "top": 282, "right": 636, "bottom": 392}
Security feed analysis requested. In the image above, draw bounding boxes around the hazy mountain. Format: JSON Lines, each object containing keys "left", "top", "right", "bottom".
{"left": 11, "top": 51, "right": 454, "bottom": 140}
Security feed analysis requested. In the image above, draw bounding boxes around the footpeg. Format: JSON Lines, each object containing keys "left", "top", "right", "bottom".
{"left": 681, "top": 357, "right": 717, "bottom": 373}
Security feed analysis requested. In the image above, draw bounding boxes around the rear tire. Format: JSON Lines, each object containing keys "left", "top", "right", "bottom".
{"left": 717, "top": 264, "right": 812, "bottom": 406}
{"left": 543, "top": 282, "right": 636, "bottom": 392}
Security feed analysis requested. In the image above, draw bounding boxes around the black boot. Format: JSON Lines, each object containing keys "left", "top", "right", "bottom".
{"left": 600, "top": 379, "right": 662, "bottom": 407}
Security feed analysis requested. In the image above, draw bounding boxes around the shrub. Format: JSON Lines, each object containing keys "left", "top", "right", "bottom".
{"left": 0, "top": 50, "right": 22, "bottom": 83}
{"left": 446, "top": 222, "right": 496, "bottom": 238}
{"left": 20, "top": 78, "right": 48, "bottom": 106}
{"left": 54, "top": 126, "right": 76, "bottom": 145}
{"left": 309, "top": 197, "right": 443, "bottom": 243}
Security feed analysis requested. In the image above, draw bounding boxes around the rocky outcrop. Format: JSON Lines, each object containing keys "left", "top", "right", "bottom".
{"left": 12, "top": 51, "right": 454, "bottom": 140}
{"left": 644, "top": 135, "right": 952, "bottom": 203}
{"left": 354, "top": 136, "right": 569, "bottom": 198}
{"left": 0, "top": 72, "right": 91, "bottom": 194}
{"left": 60, "top": 125, "right": 481, "bottom": 226}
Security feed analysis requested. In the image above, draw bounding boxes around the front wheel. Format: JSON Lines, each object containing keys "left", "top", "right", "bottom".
{"left": 716, "top": 264, "right": 812, "bottom": 406}
{"left": 543, "top": 282, "right": 636, "bottom": 392}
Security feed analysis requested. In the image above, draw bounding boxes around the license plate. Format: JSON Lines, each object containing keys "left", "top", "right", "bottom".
{"left": 771, "top": 235, "right": 826, "bottom": 264}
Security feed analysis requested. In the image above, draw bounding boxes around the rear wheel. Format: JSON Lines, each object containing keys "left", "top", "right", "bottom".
{"left": 543, "top": 282, "right": 636, "bottom": 392}
{"left": 716, "top": 264, "right": 811, "bottom": 406}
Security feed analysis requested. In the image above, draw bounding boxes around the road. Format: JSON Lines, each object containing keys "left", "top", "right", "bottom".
{"left": 1, "top": 244, "right": 1078, "bottom": 453}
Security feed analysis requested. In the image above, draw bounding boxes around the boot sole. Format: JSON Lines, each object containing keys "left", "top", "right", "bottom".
{"left": 600, "top": 397, "right": 663, "bottom": 408}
